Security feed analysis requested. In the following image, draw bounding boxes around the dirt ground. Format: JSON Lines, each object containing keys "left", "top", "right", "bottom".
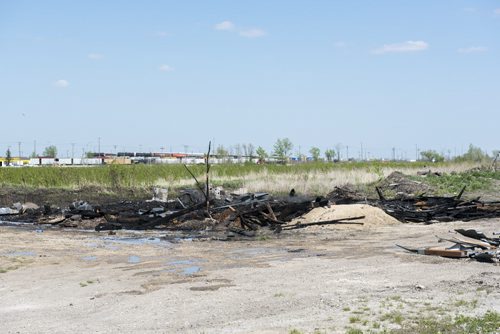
{"left": 1, "top": 218, "right": 499, "bottom": 334}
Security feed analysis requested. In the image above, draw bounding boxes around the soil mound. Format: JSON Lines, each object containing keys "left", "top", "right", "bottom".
{"left": 326, "top": 184, "right": 366, "bottom": 204}
{"left": 377, "top": 171, "right": 432, "bottom": 198}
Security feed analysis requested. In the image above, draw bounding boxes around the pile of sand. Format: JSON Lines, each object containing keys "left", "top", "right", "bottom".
{"left": 289, "top": 204, "right": 400, "bottom": 230}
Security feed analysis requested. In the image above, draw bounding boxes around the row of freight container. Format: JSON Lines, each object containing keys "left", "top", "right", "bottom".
{"left": 29, "top": 158, "right": 106, "bottom": 165}
{"left": 1, "top": 156, "right": 259, "bottom": 167}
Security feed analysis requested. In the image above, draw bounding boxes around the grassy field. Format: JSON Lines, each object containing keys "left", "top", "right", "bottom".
{"left": 1, "top": 161, "right": 494, "bottom": 197}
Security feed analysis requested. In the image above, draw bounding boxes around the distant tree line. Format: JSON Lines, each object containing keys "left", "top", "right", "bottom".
{"left": 2, "top": 141, "right": 497, "bottom": 166}
{"left": 213, "top": 138, "right": 338, "bottom": 164}
{"left": 420, "top": 144, "right": 492, "bottom": 163}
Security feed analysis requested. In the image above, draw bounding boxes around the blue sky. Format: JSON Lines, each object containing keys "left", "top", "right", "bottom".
{"left": 1, "top": 1, "right": 499, "bottom": 159}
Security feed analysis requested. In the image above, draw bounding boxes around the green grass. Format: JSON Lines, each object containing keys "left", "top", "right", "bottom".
{"left": 349, "top": 316, "right": 362, "bottom": 323}
{"left": 0, "top": 161, "right": 458, "bottom": 189}
{"left": 289, "top": 330, "right": 303, "bottom": 334}
{"left": 454, "top": 299, "right": 478, "bottom": 309}
{"left": 380, "top": 311, "right": 404, "bottom": 325}
{"left": 1, "top": 161, "right": 495, "bottom": 199}
{"left": 79, "top": 279, "right": 96, "bottom": 287}
{"left": 389, "top": 311, "right": 500, "bottom": 334}
{"left": 418, "top": 170, "right": 500, "bottom": 195}
{"left": 0, "top": 164, "right": 199, "bottom": 188}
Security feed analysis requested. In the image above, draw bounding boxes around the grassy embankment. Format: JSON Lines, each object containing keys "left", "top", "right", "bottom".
{"left": 1, "top": 161, "right": 496, "bottom": 196}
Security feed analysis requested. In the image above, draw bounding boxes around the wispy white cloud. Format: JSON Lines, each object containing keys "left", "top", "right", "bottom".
{"left": 214, "top": 21, "right": 267, "bottom": 38}
{"left": 495, "top": 8, "right": 500, "bottom": 15}
{"left": 214, "top": 21, "right": 235, "bottom": 31}
{"left": 463, "top": 7, "right": 477, "bottom": 13}
{"left": 334, "top": 41, "right": 347, "bottom": 48}
{"left": 239, "top": 28, "right": 266, "bottom": 38}
{"left": 157, "top": 31, "right": 169, "bottom": 38}
{"left": 458, "top": 46, "right": 487, "bottom": 54}
{"left": 54, "top": 79, "right": 69, "bottom": 88}
{"left": 372, "top": 40, "right": 428, "bottom": 54}
{"left": 88, "top": 53, "right": 103, "bottom": 60}
{"left": 159, "top": 64, "right": 174, "bottom": 72}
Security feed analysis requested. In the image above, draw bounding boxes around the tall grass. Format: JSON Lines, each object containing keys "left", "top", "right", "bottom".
{"left": 0, "top": 161, "right": 482, "bottom": 194}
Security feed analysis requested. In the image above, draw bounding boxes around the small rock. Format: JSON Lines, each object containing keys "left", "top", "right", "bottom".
{"left": 71, "top": 201, "right": 93, "bottom": 211}
{"left": 12, "top": 202, "right": 23, "bottom": 211}
{"left": 0, "top": 207, "right": 20, "bottom": 215}
{"left": 22, "top": 202, "right": 40, "bottom": 212}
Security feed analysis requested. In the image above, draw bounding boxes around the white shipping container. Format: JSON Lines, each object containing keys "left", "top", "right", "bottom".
{"left": 29, "top": 158, "right": 41, "bottom": 166}
{"left": 58, "top": 158, "right": 73, "bottom": 165}
{"left": 41, "top": 158, "right": 55, "bottom": 165}
{"left": 81, "top": 158, "right": 103, "bottom": 165}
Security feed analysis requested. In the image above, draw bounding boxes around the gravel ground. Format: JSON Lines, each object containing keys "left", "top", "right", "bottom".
{"left": 0, "top": 219, "right": 499, "bottom": 333}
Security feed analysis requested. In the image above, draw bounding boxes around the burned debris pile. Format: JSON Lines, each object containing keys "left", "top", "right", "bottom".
{"left": 1, "top": 161, "right": 500, "bottom": 236}
{"left": 1, "top": 184, "right": 499, "bottom": 233}
{"left": 1, "top": 188, "right": 353, "bottom": 237}
{"left": 397, "top": 229, "right": 499, "bottom": 263}
{"left": 93, "top": 191, "right": 346, "bottom": 235}
{"left": 326, "top": 185, "right": 367, "bottom": 204}
{"left": 376, "top": 186, "right": 500, "bottom": 223}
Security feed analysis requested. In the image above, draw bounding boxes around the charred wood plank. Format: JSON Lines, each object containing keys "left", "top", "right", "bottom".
{"left": 283, "top": 216, "right": 365, "bottom": 230}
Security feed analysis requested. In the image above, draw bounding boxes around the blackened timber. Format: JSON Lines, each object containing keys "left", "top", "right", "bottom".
{"left": 283, "top": 216, "right": 365, "bottom": 230}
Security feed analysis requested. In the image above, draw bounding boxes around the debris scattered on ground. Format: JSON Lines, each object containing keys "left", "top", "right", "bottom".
{"left": 376, "top": 186, "right": 500, "bottom": 223}
{"left": 397, "top": 229, "right": 499, "bottom": 263}
{"left": 376, "top": 171, "right": 433, "bottom": 199}
{"left": 326, "top": 184, "right": 367, "bottom": 204}
{"left": 1, "top": 169, "right": 500, "bottom": 238}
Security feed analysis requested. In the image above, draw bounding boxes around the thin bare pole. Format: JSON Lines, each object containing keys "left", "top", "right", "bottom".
{"left": 183, "top": 164, "right": 207, "bottom": 202}
{"left": 205, "top": 141, "right": 212, "bottom": 213}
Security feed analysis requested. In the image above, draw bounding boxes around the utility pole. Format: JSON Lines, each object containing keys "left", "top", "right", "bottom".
{"left": 346, "top": 145, "right": 349, "bottom": 161}
{"left": 71, "top": 143, "right": 75, "bottom": 159}
{"left": 33, "top": 140, "right": 37, "bottom": 157}
{"left": 360, "top": 143, "right": 364, "bottom": 161}
{"left": 98, "top": 137, "right": 101, "bottom": 157}
{"left": 18, "top": 141, "right": 21, "bottom": 158}
{"left": 392, "top": 147, "right": 396, "bottom": 161}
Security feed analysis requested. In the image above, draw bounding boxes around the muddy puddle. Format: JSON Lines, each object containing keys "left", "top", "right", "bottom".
{"left": 166, "top": 259, "right": 205, "bottom": 275}
{"left": 3, "top": 250, "right": 37, "bottom": 257}
{"left": 1, "top": 222, "right": 318, "bottom": 278}
{"left": 127, "top": 255, "right": 141, "bottom": 263}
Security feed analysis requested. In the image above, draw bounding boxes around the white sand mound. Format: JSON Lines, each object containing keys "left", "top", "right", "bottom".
{"left": 290, "top": 204, "right": 400, "bottom": 229}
